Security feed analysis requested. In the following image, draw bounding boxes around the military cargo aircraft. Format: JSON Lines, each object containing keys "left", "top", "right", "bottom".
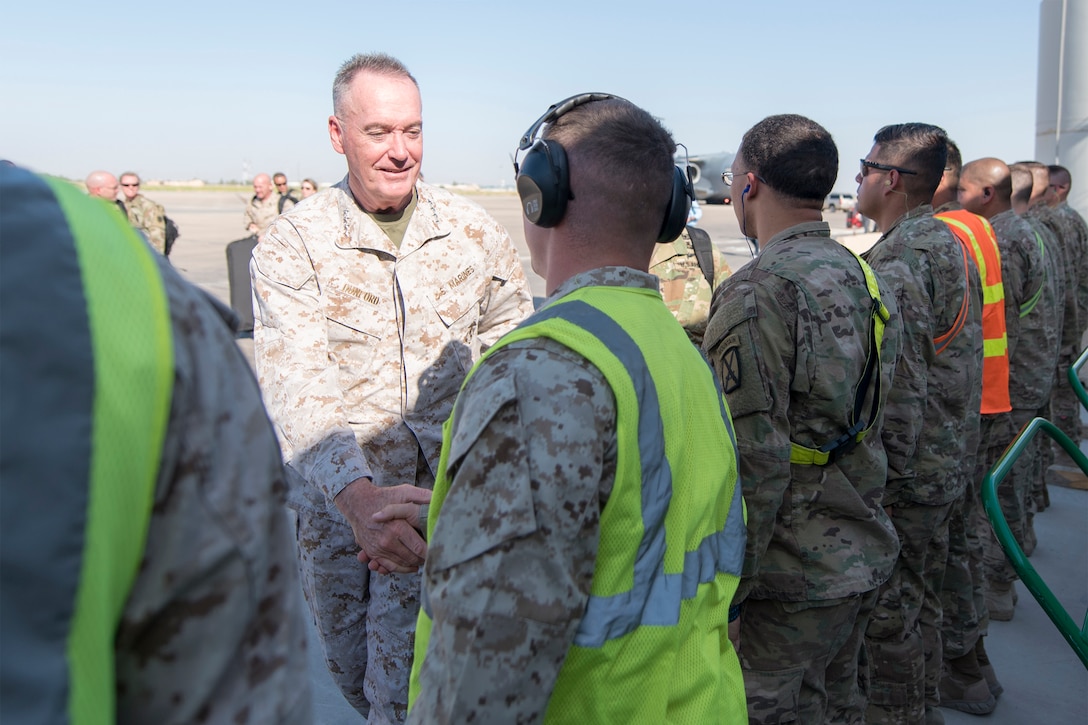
{"left": 678, "top": 151, "right": 735, "bottom": 205}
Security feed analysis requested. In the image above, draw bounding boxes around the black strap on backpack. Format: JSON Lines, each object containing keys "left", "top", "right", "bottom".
{"left": 687, "top": 226, "right": 716, "bottom": 289}
{"left": 278, "top": 193, "right": 298, "bottom": 214}
{"left": 164, "top": 217, "right": 180, "bottom": 257}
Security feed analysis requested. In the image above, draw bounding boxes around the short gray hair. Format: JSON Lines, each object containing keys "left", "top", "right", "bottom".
{"left": 333, "top": 53, "right": 418, "bottom": 116}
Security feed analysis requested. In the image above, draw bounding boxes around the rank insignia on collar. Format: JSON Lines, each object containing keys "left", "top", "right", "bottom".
{"left": 722, "top": 346, "right": 741, "bottom": 394}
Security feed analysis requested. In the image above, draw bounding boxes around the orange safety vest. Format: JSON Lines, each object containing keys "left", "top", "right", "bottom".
{"left": 936, "top": 209, "right": 1012, "bottom": 414}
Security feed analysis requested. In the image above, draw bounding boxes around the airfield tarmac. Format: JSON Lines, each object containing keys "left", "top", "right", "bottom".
{"left": 150, "top": 188, "right": 1086, "bottom": 724}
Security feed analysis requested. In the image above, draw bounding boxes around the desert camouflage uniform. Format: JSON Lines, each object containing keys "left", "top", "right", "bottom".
{"left": 1, "top": 168, "right": 311, "bottom": 725}
{"left": 244, "top": 192, "right": 280, "bottom": 236}
{"left": 408, "top": 266, "right": 745, "bottom": 724}
{"left": 250, "top": 178, "right": 533, "bottom": 723}
{"left": 113, "top": 257, "right": 312, "bottom": 723}
{"left": 650, "top": 226, "right": 732, "bottom": 346}
{"left": 704, "top": 221, "right": 901, "bottom": 724}
{"left": 862, "top": 205, "right": 984, "bottom": 723}
{"left": 985, "top": 209, "right": 1053, "bottom": 584}
{"left": 125, "top": 192, "right": 167, "bottom": 254}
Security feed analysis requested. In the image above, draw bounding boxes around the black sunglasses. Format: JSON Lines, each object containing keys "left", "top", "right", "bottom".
{"left": 860, "top": 158, "right": 918, "bottom": 177}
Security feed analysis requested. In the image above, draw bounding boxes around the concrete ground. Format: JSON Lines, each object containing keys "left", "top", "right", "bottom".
{"left": 154, "top": 189, "right": 1088, "bottom": 723}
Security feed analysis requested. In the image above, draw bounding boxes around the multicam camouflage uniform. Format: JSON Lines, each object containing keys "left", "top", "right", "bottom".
{"left": 244, "top": 192, "right": 280, "bottom": 236}
{"left": 986, "top": 209, "right": 1055, "bottom": 583}
{"left": 861, "top": 205, "right": 984, "bottom": 724}
{"left": 125, "top": 192, "right": 167, "bottom": 254}
{"left": 408, "top": 266, "right": 746, "bottom": 724}
{"left": 650, "top": 226, "right": 732, "bottom": 346}
{"left": 704, "top": 221, "right": 901, "bottom": 725}
{"left": 250, "top": 178, "right": 534, "bottom": 723}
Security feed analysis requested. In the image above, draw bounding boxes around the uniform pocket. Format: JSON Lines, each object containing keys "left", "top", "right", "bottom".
{"left": 744, "top": 666, "right": 803, "bottom": 724}
{"left": 429, "top": 265, "right": 486, "bottom": 371}
{"left": 325, "top": 285, "right": 387, "bottom": 340}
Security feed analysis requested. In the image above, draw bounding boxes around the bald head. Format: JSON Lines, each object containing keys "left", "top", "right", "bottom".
{"left": 85, "top": 170, "right": 119, "bottom": 201}
{"left": 958, "top": 158, "right": 1011, "bottom": 219}
{"left": 253, "top": 173, "right": 273, "bottom": 201}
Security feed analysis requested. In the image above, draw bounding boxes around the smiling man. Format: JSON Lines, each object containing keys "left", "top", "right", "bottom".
{"left": 249, "top": 53, "right": 533, "bottom": 723}
{"left": 244, "top": 172, "right": 279, "bottom": 236}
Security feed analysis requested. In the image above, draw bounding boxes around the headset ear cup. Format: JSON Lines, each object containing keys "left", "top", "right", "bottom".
{"left": 516, "top": 139, "right": 569, "bottom": 228}
{"left": 657, "top": 165, "right": 693, "bottom": 243}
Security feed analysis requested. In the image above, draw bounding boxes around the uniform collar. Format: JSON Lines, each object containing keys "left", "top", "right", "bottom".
{"left": 761, "top": 221, "right": 831, "bottom": 252}
{"left": 332, "top": 177, "right": 451, "bottom": 255}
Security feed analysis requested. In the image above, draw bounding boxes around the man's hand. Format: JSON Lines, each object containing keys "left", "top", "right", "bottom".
{"left": 333, "top": 477, "right": 432, "bottom": 574}
{"left": 728, "top": 616, "right": 741, "bottom": 653}
{"left": 372, "top": 501, "right": 426, "bottom": 531}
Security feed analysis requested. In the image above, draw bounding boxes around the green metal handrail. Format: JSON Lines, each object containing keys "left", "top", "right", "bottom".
{"left": 1068, "top": 345, "right": 1088, "bottom": 413}
{"left": 982, "top": 416, "right": 1088, "bottom": 668}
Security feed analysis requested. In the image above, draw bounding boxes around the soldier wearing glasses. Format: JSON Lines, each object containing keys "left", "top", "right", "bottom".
{"left": 119, "top": 172, "right": 167, "bottom": 255}
{"left": 858, "top": 123, "right": 984, "bottom": 725}
{"left": 703, "top": 114, "right": 902, "bottom": 724}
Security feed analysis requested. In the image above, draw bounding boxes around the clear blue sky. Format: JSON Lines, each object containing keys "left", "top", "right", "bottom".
{"left": 1, "top": 1, "right": 1042, "bottom": 194}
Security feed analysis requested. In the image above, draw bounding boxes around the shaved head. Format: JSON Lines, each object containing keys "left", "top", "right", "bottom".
{"left": 252, "top": 173, "right": 273, "bottom": 201}
{"left": 958, "top": 158, "right": 1011, "bottom": 218}
{"left": 1049, "top": 164, "right": 1072, "bottom": 203}
{"left": 85, "top": 170, "right": 119, "bottom": 201}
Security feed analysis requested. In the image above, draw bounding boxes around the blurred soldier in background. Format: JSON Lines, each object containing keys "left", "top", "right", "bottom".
{"left": 245, "top": 172, "right": 279, "bottom": 235}
{"left": 120, "top": 171, "right": 167, "bottom": 254}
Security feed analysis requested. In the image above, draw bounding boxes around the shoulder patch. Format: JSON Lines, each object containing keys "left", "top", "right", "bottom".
{"left": 721, "top": 345, "right": 742, "bottom": 393}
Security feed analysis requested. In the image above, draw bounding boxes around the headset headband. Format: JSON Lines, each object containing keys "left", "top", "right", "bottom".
{"left": 517, "top": 92, "right": 618, "bottom": 151}
{"left": 513, "top": 93, "right": 618, "bottom": 176}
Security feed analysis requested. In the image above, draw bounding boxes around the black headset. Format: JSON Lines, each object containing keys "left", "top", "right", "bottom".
{"left": 512, "top": 93, "right": 693, "bottom": 243}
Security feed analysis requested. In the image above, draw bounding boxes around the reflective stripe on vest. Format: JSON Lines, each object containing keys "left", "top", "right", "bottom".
{"left": 936, "top": 210, "right": 1012, "bottom": 414}
{"left": 410, "top": 285, "right": 746, "bottom": 723}
{"left": 789, "top": 249, "right": 890, "bottom": 466}
{"left": 0, "top": 174, "right": 173, "bottom": 725}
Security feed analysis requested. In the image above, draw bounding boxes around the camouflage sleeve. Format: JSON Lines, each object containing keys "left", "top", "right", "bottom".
{"left": 475, "top": 223, "right": 535, "bottom": 349}
{"left": 412, "top": 342, "right": 616, "bottom": 723}
{"left": 145, "top": 201, "right": 167, "bottom": 255}
{"left": 712, "top": 247, "right": 733, "bottom": 290}
{"left": 1072, "top": 213, "right": 1088, "bottom": 327}
{"left": 704, "top": 275, "right": 792, "bottom": 603}
{"left": 243, "top": 202, "right": 257, "bottom": 232}
{"left": 115, "top": 260, "right": 311, "bottom": 724}
{"left": 251, "top": 219, "right": 372, "bottom": 502}
{"left": 865, "top": 250, "right": 930, "bottom": 504}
